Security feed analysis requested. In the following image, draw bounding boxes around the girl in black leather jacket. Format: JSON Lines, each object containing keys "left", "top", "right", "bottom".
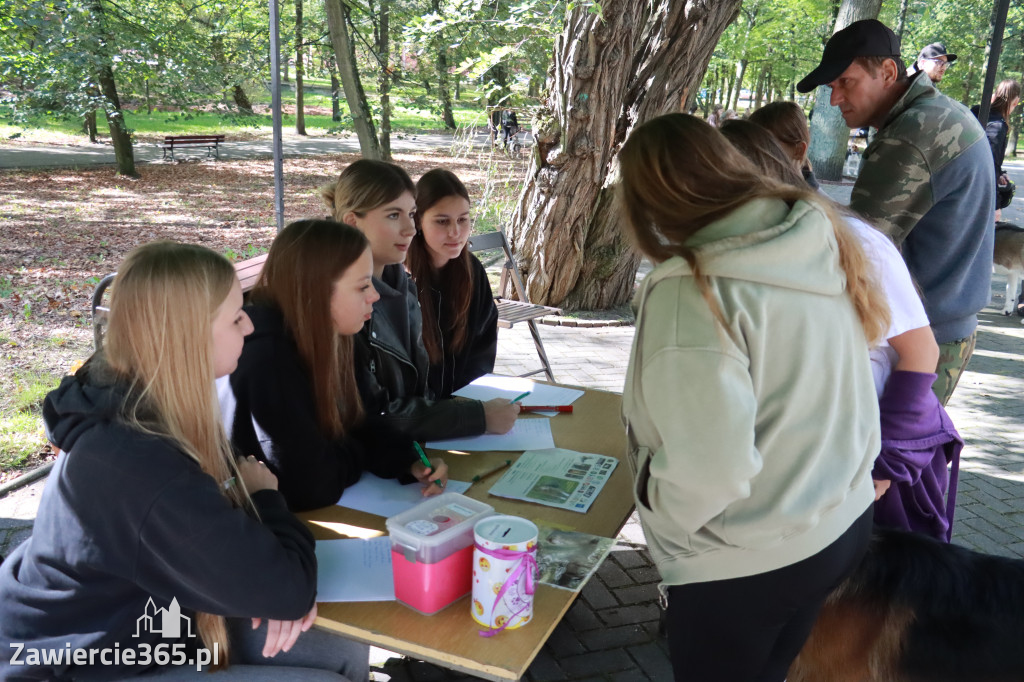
{"left": 320, "top": 160, "right": 519, "bottom": 442}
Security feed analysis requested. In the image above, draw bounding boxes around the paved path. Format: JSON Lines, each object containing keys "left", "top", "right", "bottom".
{"left": 0, "top": 132, "right": 511, "bottom": 170}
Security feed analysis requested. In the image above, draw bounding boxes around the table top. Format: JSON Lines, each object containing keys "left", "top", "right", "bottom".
{"left": 298, "top": 385, "right": 632, "bottom": 682}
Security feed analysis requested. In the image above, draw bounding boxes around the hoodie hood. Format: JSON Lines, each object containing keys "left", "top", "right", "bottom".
{"left": 43, "top": 362, "right": 126, "bottom": 454}
{"left": 643, "top": 198, "right": 846, "bottom": 299}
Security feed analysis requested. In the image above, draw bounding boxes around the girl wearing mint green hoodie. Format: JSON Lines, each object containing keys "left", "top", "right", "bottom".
{"left": 619, "top": 113, "right": 890, "bottom": 682}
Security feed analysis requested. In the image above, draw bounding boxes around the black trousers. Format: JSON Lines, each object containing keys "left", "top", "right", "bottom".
{"left": 666, "top": 506, "right": 873, "bottom": 682}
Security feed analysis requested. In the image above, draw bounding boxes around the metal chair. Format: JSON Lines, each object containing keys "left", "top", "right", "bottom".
{"left": 91, "top": 273, "right": 117, "bottom": 350}
{"left": 468, "top": 230, "right": 560, "bottom": 381}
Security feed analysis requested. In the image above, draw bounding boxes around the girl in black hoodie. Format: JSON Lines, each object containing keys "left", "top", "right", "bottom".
{"left": 226, "top": 219, "right": 448, "bottom": 512}
{"left": 0, "top": 242, "right": 368, "bottom": 680}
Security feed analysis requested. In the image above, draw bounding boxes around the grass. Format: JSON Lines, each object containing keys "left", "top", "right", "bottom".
{"left": 0, "top": 81, "right": 498, "bottom": 142}
{"left": 0, "top": 369, "right": 59, "bottom": 471}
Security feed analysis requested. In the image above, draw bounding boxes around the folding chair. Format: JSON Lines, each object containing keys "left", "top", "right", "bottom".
{"left": 91, "top": 273, "right": 117, "bottom": 350}
{"left": 468, "top": 230, "right": 560, "bottom": 381}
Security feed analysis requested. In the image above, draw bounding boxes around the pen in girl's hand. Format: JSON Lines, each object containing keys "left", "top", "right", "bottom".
{"left": 413, "top": 442, "right": 444, "bottom": 488}
{"left": 510, "top": 391, "right": 531, "bottom": 403}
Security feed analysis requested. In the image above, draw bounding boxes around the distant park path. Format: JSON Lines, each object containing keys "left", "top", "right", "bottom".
{"left": 0, "top": 131, "right": 502, "bottom": 170}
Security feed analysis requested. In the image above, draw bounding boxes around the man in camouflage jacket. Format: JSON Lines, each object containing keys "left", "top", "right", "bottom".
{"left": 799, "top": 19, "right": 994, "bottom": 405}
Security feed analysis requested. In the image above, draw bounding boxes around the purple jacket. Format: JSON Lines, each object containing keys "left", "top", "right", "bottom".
{"left": 872, "top": 370, "right": 963, "bottom": 542}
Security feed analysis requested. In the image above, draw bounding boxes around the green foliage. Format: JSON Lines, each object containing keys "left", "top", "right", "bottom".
{"left": 0, "top": 369, "right": 58, "bottom": 470}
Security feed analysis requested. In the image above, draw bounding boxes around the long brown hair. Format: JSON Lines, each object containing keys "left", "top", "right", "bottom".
{"left": 102, "top": 241, "right": 251, "bottom": 666}
{"left": 618, "top": 113, "right": 888, "bottom": 345}
{"left": 991, "top": 79, "right": 1022, "bottom": 120}
{"left": 249, "top": 219, "right": 368, "bottom": 438}
{"left": 320, "top": 158, "right": 415, "bottom": 222}
{"left": 408, "top": 169, "right": 474, "bottom": 362}
{"left": 720, "top": 120, "right": 807, "bottom": 188}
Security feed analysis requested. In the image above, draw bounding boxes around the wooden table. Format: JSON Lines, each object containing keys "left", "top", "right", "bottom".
{"left": 298, "top": 386, "right": 632, "bottom": 682}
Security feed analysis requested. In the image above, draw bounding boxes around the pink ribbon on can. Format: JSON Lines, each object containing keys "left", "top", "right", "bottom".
{"left": 475, "top": 543, "right": 538, "bottom": 637}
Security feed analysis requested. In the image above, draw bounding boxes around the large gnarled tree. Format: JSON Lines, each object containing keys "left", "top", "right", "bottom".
{"left": 507, "top": 0, "right": 742, "bottom": 310}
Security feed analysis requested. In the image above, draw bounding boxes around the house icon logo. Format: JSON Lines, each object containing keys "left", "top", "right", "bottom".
{"left": 133, "top": 597, "right": 195, "bottom": 639}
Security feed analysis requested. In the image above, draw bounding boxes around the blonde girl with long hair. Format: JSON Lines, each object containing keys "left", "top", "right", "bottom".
{"left": 225, "top": 219, "right": 447, "bottom": 512}
{"left": 619, "top": 114, "right": 887, "bottom": 682}
{"left": 320, "top": 159, "right": 518, "bottom": 441}
{"left": 0, "top": 242, "right": 368, "bottom": 681}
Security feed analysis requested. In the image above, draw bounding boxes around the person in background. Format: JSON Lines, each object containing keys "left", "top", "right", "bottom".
{"left": 707, "top": 104, "right": 724, "bottom": 128}
{"left": 0, "top": 242, "right": 368, "bottom": 681}
{"left": 748, "top": 101, "right": 820, "bottom": 189}
{"left": 971, "top": 79, "right": 1021, "bottom": 220}
{"left": 619, "top": 113, "right": 886, "bottom": 682}
{"left": 320, "top": 159, "right": 519, "bottom": 442}
{"left": 225, "top": 220, "right": 446, "bottom": 512}
{"left": 798, "top": 19, "right": 994, "bottom": 406}
{"left": 721, "top": 118, "right": 962, "bottom": 543}
{"left": 912, "top": 42, "right": 956, "bottom": 84}
{"left": 407, "top": 169, "right": 498, "bottom": 398}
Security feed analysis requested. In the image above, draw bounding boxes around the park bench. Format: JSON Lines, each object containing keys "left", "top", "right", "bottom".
{"left": 468, "top": 229, "right": 560, "bottom": 381}
{"left": 91, "top": 253, "right": 267, "bottom": 349}
{"left": 161, "top": 134, "right": 226, "bottom": 161}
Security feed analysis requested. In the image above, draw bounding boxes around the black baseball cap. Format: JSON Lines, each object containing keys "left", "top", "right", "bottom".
{"left": 918, "top": 42, "right": 957, "bottom": 63}
{"left": 797, "top": 19, "right": 902, "bottom": 93}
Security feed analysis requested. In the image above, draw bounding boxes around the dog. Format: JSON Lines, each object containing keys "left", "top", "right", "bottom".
{"left": 993, "top": 221, "right": 1024, "bottom": 320}
{"left": 788, "top": 528, "right": 1024, "bottom": 682}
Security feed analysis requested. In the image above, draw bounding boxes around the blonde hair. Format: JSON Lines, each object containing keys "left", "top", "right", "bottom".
{"left": 618, "top": 113, "right": 888, "bottom": 345}
{"left": 319, "top": 158, "right": 415, "bottom": 222}
{"left": 103, "top": 241, "right": 250, "bottom": 666}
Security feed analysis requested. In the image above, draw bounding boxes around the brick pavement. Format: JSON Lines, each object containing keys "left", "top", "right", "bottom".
{"left": 4, "top": 276, "right": 1024, "bottom": 681}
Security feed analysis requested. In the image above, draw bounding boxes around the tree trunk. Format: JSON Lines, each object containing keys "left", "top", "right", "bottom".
{"left": 732, "top": 58, "right": 748, "bottom": 111}
{"left": 894, "top": 0, "right": 910, "bottom": 38}
{"left": 807, "top": 0, "right": 883, "bottom": 181}
{"left": 377, "top": 0, "right": 392, "bottom": 159}
{"left": 144, "top": 79, "right": 152, "bottom": 114}
{"left": 329, "top": 61, "right": 342, "bottom": 121}
{"left": 232, "top": 85, "right": 254, "bottom": 114}
{"left": 430, "top": 0, "right": 457, "bottom": 129}
{"left": 83, "top": 110, "right": 97, "bottom": 143}
{"left": 295, "top": 0, "right": 307, "bottom": 135}
{"left": 88, "top": 0, "right": 136, "bottom": 177}
{"left": 507, "top": 0, "right": 742, "bottom": 310}
{"left": 456, "top": 77, "right": 462, "bottom": 100}
{"left": 325, "top": 0, "right": 381, "bottom": 159}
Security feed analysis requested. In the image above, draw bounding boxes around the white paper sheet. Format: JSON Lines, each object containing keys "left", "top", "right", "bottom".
{"left": 315, "top": 536, "right": 396, "bottom": 602}
{"left": 426, "top": 417, "right": 556, "bottom": 452}
{"left": 453, "top": 374, "right": 584, "bottom": 417}
{"left": 336, "top": 472, "right": 471, "bottom": 518}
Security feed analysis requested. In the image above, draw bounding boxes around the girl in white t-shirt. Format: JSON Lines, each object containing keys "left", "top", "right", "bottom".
{"left": 723, "top": 115, "right": 962, "bottom": 543}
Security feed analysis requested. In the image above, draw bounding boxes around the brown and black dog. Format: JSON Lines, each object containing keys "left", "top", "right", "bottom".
{"left": 789, "top": 528, "right": 1024, "bottom": 682}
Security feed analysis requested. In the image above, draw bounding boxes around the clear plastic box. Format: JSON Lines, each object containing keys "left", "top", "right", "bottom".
{"left": 386, "top": 493, "right": 495, "bottom": 614}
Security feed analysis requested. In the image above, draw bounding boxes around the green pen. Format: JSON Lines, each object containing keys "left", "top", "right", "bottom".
{"left": 511, "top": 391, "right": 531, "bottom": 403}
{"left": 413, "top": 442, "right": 444, "bottom": 488}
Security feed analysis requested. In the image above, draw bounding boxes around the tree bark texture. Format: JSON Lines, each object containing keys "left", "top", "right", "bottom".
{"left": 88, "top": 0, "right": 136, "bottom": 177}
{"left": 325, "top": 0, "right": 381, "bottom": 159}
{"left": 506, "top": 0, "right": 742, "bottom": 310}
{"left": 295, "top": 0, "right": 307, "bottom": 135}
{"left": 376, "top": 0, "right": 392, "bottom": 159}
{"left": 807, "top": 0, "right": 883, "bottom": 181}
{"left": 431, "top": 0, "right": 456, "bottom": 130}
